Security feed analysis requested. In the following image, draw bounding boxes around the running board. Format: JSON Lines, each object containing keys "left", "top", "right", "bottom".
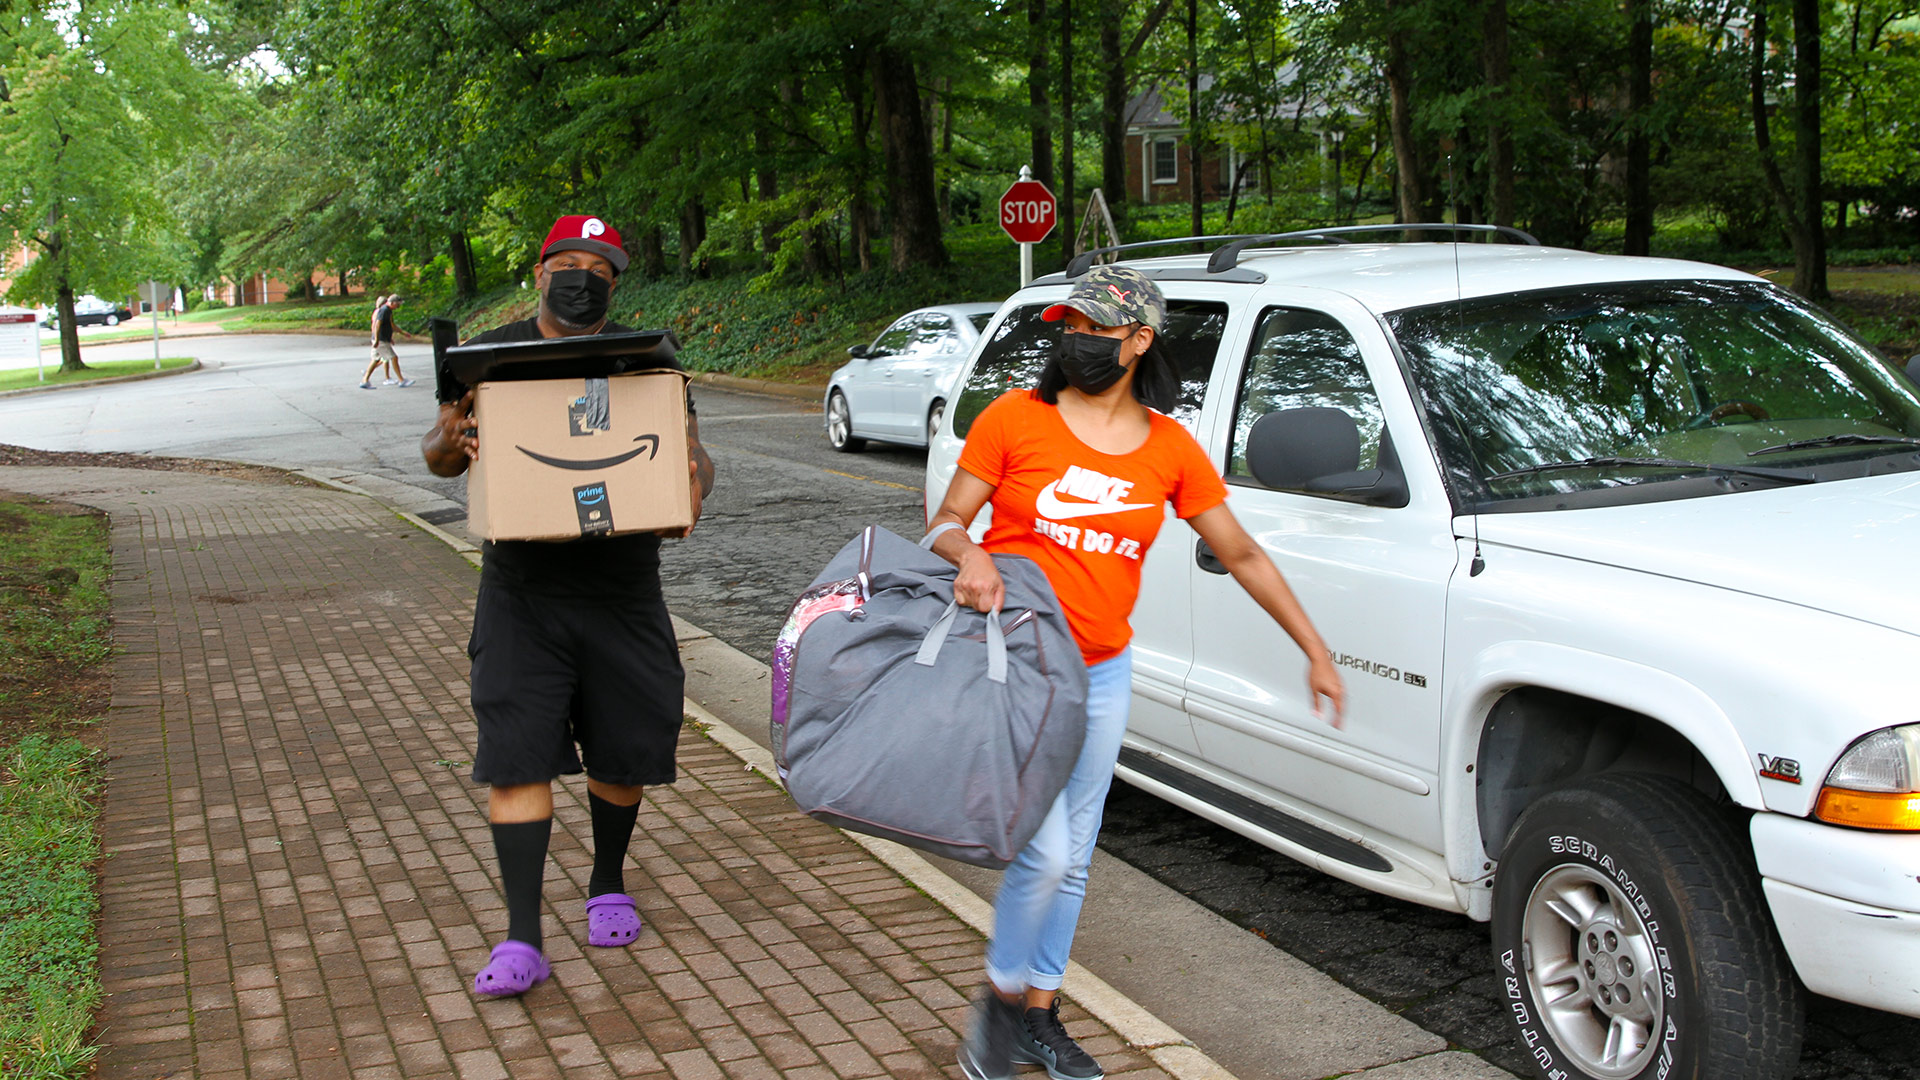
{"left": 1116, "top": 747, "right": 1393, "bottom": 874}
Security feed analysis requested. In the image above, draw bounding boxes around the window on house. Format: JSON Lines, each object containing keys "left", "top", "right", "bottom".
{"left": 1152, "top": 139, "right": 1179, "bottom": 184}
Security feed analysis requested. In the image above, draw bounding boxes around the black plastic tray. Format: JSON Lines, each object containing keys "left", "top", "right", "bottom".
{"left": 443, "top": 330, "right": 681, "bottom": 392}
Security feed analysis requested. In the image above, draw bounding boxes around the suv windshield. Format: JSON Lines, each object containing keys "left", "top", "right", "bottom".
{"left": 1388, "top": 280, "right": 1920, "bottom": 508}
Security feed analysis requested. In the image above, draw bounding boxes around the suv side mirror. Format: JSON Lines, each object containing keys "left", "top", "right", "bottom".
{"left": 1246, "top": 407, "right": 1410, "bottom": 508}
{"left": 848, "top": 344, "right": 870, "bottom": 359}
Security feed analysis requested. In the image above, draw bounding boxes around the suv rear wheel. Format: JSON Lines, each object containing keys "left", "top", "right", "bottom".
{"left": 1491, "top": 773, "right": 1803, "bottom": 1080}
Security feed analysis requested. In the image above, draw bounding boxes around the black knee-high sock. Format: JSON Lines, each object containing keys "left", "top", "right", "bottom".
{"left": 492, "top": 818, "right": 551, "bottom": 948}
{"left": 588, "top": 792, "right": 641, "bottom": 898}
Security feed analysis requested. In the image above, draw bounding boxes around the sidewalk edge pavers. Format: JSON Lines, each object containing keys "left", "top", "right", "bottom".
{"left": 0, "top": 359, "right": 202, "bottom": 399}
{"left": 687, "top": 696, "right": 1240, "bottom": 1080}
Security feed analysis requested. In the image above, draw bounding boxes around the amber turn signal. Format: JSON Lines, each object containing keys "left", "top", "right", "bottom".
{"left": 1815, "top": 787, "right": 1920, "bottom": 831}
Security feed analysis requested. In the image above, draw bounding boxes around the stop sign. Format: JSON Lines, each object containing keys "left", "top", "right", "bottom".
{"left": 999, "top": 179, "right": 1057, "bottom": 244}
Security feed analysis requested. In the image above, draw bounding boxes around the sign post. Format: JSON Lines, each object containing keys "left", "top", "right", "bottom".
{"left": 999, "top": 166, "right": 1057, "bottom": 287}
{"left": 148, "top": 279, "right": 161, "bottom": 369}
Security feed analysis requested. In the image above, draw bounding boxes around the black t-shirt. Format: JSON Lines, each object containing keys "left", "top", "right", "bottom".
{"left": 467, "top": 317, "right": 693, "bottom": 599}
{"left": 374, "top": 305, "right": 395, "bottom": 343}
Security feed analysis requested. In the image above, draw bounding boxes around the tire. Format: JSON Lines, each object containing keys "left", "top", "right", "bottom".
{"left": 1492, "top": 773, "right": 1804, "bottom": 1080}
{"left": 105, "top": 314, "right": 119, "bottom": 326}
{"left": 826, "top": 390, "right": 865, "bottom": 452}
{"left": 927, "top": 399, "right": 945, "bottom": 445}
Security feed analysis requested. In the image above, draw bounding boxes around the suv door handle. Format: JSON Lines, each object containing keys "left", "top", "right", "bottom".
{"left": 1196, "top": 540, "right": 1228, "bottom": 575}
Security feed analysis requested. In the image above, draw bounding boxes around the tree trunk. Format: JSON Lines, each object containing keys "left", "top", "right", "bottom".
{"left": 755, "top": 123, "right": 780, "bottom": 258}
{"left": 1385, "top": 9, "right": 1425, "bottom": 224}
{"left": 936, "top": 77, "right": 953, "bottom": 224}
{"left": 679, "top": 194, "right": 708, "bottom": 278}
{"left": 1100, "top": 3, "right": 1126, "bottom": 215}
{"left": 1623, "top": 0, "right": 1654, "bottom": 254}
{"left": 1029, "top": 0, "right": 1055, "bottom": 187}
{"left": 871, "top": 48, "right": 949, "bottom": 271}
{"left": 449, "top": 228, "right": 477, "bottom": 300}
{"left": 641, "top": 226, "right": 667, "bottom": 280}
{"left": 1060, "top": 0, "right": 1076, "bottom": 260}
{"left": 1792, "top": 0, "right": 1828, "bottom": 299}
{"left": 845, "top": 50, "right": 875, "bottom": 273}
{"left": 1483, "top": 0, "right": 1515, "bottom": 228}
{"left": 54, "top": 281, "right": 84, "bottom": 373}
{"left": 1749, "top": 2, "right": 1813, "bottom": 285}
{"left": 1187, "top": 0, "right": 1202, "bottom": 240}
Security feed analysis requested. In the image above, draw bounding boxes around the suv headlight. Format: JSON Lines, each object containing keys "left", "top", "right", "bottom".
{"left": 1815, "top": 725, "right": 1920, "bottom": 831}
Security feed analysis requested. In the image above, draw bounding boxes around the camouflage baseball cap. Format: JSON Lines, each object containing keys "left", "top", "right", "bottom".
{"left": 1041, "top": 264, "right": 1165, "bottom": 332}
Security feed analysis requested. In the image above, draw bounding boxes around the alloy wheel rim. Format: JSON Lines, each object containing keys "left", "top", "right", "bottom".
{"left": 828, "top": 395, "right": 850, "bottom": 446}
{"left": 1521, "top": 863, "right": 1666, "bottom": 1078}
{"left": 928, "top": 402, "right": 943, "bottom": 442}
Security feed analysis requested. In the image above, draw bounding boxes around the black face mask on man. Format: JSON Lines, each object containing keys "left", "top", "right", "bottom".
{"left": 1055, "top": 327, "right": 1136, "bottom": 395}
{"left": 544, "top": 268, "right": 611, "bottom": 329}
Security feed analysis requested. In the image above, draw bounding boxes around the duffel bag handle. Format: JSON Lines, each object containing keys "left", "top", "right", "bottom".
{"left": 915, "top": 600, "right": 1008, "bottom": 684}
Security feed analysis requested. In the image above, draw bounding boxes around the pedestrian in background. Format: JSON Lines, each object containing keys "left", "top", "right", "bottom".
{"left": 925, "top": 265, "right": 1345, "bottom": 1080}
{"left": 420, "top": 214, "right": 715, "bottom": 998}
{"left": 360, "top": 294, "right": 412, "bottom": 388}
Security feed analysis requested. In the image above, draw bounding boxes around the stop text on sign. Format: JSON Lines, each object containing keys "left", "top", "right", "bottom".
{"left": 1003, "top": 201, "right": 1054, "bottom": 225}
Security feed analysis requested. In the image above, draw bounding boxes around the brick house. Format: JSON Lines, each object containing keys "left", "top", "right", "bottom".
{"left": 1123, "top": 70, "right": 1368, "bottom": 207}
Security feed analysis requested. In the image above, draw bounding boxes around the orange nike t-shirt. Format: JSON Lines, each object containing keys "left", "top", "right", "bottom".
{"left": 958, "top": 390, "right": 1228, "bottom": 664}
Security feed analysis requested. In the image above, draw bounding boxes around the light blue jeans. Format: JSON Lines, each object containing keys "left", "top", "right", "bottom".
{"left": 986, "top": 648, "right": 1132, "bottom": 994}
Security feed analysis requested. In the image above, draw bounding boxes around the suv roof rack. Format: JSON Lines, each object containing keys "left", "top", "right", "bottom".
{"left": 1064, "top": 234, "right": 1276, "bottom": 278}
{"left": 1204, "top": 223, "right": 1540, "bottom": 274}
{"left": 1061, "top": 222, "right": 1542, "bottom": 279}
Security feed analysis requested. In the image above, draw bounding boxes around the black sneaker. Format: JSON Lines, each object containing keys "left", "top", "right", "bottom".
{"left": 1012, "top": 998, "right": 1104, "bottom": 1080}
{"left": 958, "top": 988, "right": 1025, "bottom": 1080}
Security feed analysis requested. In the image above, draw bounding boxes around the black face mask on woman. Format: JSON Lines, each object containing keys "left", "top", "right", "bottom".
{"left": 1055, "top": 327, "right": 1136, "bottom": 395}
{"left": 545, "top": 268, "right": 611, "bottom": 329}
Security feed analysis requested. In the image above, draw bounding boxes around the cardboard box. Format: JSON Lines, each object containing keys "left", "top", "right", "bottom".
{"left": 468, "top": 370, "right": 692, "bottom": 541}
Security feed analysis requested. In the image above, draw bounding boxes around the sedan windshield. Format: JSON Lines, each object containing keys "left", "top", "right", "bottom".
{"left": 1387, "top": 280, "right": 1920, "bottom": 508}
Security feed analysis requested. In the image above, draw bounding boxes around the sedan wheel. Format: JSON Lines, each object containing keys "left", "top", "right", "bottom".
{"left": 105, "top": 314, "right": 119, "bottom": 326}
{"left": 927, "top": 399, "right": 945, "bottom": 445}
{"left": 826, "top": 391, "right": 865, "bottom": 453}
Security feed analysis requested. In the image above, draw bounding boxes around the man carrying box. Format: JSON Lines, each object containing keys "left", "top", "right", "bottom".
{"left": 421, "top": 214, "right": 716, "bottom": 997}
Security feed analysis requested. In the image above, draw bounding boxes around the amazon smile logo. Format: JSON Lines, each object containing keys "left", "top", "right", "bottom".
{"left": 1034, "top": 465, "right": 1152, "bottom": 520}
{"left": 516, "top": 434, "right": 660, "bottom": 471}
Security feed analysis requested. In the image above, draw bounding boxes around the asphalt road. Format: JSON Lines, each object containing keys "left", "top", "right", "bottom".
{"left": 4, "top": 334, "right": 1916, "bottom": 1079}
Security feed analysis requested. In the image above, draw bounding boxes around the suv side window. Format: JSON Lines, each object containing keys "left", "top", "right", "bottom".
{"left": 952, "top": 299, "right": 1229, "bottom": 438}
{"left": 1229, "top": 306, "right": 1386, "bottom": 483}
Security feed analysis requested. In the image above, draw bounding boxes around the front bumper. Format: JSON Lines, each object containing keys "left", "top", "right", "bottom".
{"left": 1752, "top": 812, "right": 1920, "bottom": 1018}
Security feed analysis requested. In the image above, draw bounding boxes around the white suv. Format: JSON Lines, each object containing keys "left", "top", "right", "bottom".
{"left": 924, "top": 228, "right": 1920, "bottom": 1080}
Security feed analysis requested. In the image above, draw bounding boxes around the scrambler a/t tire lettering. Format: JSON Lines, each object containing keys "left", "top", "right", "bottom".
{"left": 1491, "top": 773, "right": 1803, "bottom": 1080}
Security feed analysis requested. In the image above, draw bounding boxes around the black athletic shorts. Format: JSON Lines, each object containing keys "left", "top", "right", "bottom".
{"left": 467, "top": 584, "right": 684, "bottom": 787}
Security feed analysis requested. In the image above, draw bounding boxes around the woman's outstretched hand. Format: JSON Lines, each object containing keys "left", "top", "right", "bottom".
{"left": 1309, "top": 656, "right": 1346, "bottom": 729}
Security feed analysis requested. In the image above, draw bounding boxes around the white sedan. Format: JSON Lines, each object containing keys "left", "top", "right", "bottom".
{"left": 825, "top": 302, "right": 999, "bottom": 451}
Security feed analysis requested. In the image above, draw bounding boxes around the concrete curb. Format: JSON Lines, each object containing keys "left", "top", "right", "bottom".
{"left": 0, "top": 359, "right": 202, "bottom": 399}
{"left": 691, "top": 370, "right": 826, "bottom": 401}
{"left": 684, "top": 700, "right": 1243, "bottom": 1080}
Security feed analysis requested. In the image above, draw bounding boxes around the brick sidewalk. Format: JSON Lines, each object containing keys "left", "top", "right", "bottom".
{"left": 0, "top": 467, "right": 1173, "bottom": 1080}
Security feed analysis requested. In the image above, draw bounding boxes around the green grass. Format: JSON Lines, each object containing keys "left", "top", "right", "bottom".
{"left": 0, "top": 496, "right": 111, "bottom": 1079}
{"left": 0, "top": 357, "right": 196, "bottom": 393}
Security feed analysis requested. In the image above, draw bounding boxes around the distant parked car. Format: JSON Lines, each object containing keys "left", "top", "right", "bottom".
{"left": 825, "top": 302, "right": 1001, "bottom": 451}
{"left": 64, "top": 296, "right": 134, "bottom": 327}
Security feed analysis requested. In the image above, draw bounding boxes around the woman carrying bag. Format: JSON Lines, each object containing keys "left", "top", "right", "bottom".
{"left": 926, "top": 266, "right": 1346, "bottom": 1080}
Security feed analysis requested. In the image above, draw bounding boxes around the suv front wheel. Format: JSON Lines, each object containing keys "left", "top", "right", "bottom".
{"left": 1491, "top": 773, "right": 1803, "bottom": 1080}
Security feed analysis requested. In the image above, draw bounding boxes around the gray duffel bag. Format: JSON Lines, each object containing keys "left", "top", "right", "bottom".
{"left": 770, "top": 526, "right": 1089, "bottom": 868}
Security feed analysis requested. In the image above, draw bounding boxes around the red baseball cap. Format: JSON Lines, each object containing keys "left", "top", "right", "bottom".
{"left": 540, "top": 215, "right": 629, "bottom": 274}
